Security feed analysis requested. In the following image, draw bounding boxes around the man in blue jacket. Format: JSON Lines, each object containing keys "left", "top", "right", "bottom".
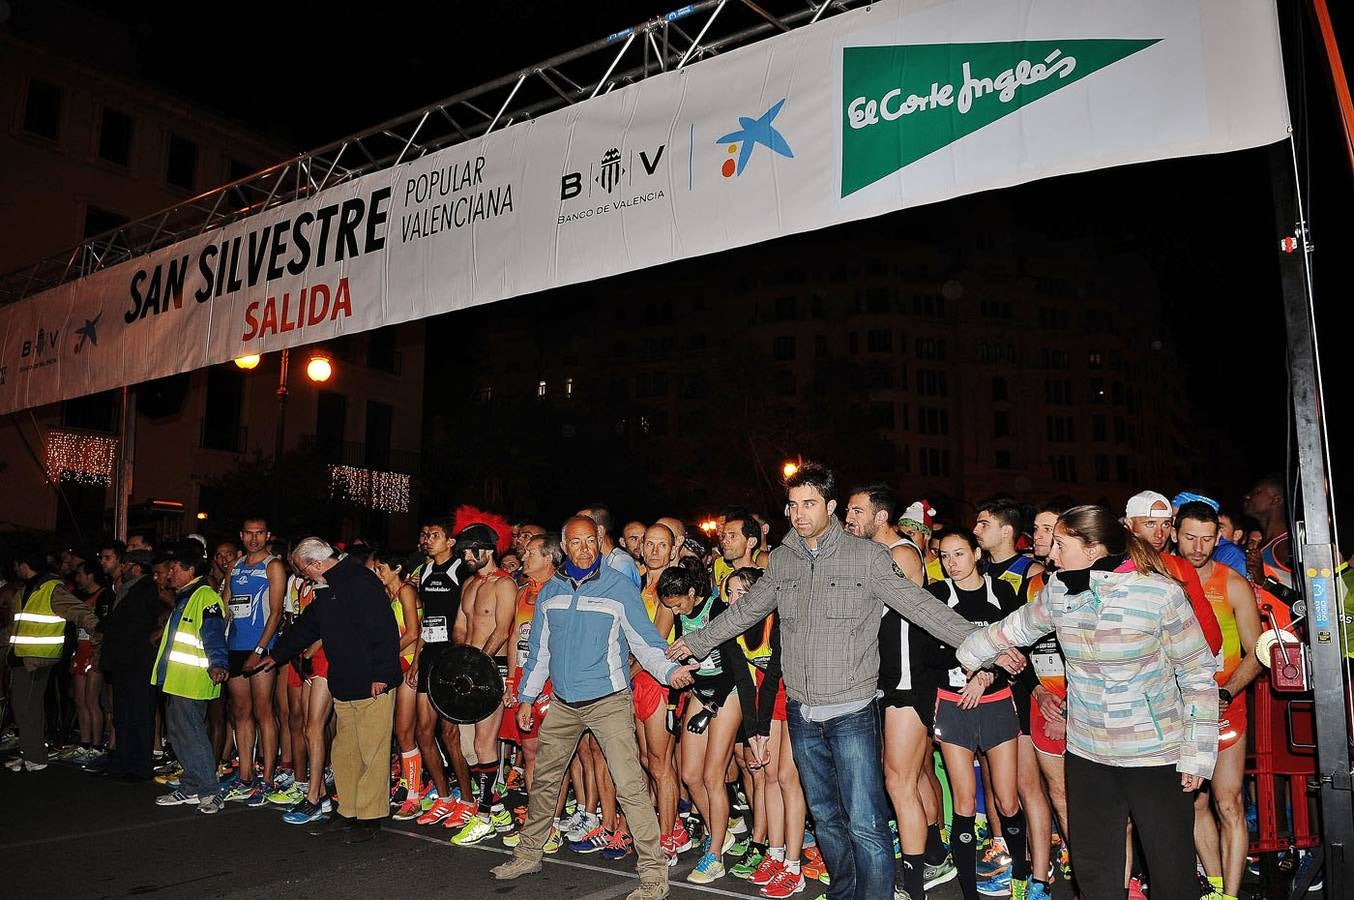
{"left": 492, "top": 516, "right": 696, "bottom": 899}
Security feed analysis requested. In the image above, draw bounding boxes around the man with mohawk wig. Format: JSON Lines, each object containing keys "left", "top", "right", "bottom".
{"left": 447, "top": 505, "right": 523, "bottom": 846}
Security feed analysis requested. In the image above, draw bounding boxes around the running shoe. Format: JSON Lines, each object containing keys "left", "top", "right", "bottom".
{"left": 600, "top": 831, "right": 634, "bottom": 860}
{"left": 761, "top": 867, "right": 806, "bottom": 898}
{"left": 977, "top": 867, "right": 1013, "bottom": 897}
{"left": 198, "top": 796, "right": 224, "bottom": 815}
{"left": 801, "top": 846, "right": 828, "bottom": 883}
{"left": 924, "top": 855, "right": 958, "bottom": 890}
{"left": 894, "top": 890, "right": 914, "bottom": 900}
{"left": 505, "top": 767, "right": 525, "bottom": 792}
{"left": 1056, "top": 840, "right": 1072, "bottom": 882}
{"left": 729, "top": 834, "right": 751, "bottom": 858}
{"left": 153, "top": 758, "right": 179, "bottom": 776}
{"left": 543, "top": 825, "right": 562, "bottom": 854}
{"left": 687, "top": 851, "right": 726, "bottom": 884}
{"left": 751, "top": 856, "right": 785, "bottom": 886}
{"left": 565, "top": 811, "right": 602, "bottom": 842}
{"left": 419, "top": 787, "right": 440, "bottom": 812}
{"left": 728, "top": 814, "right": 748, "bottom": 835}
{"left": 266, "top": 783, "right": 305, "bottom": 807}
{"left": 218, "top": 772, "right": 243, "bottom": 792}
{"left": 440, "top": 799, "right": 478, "bottom": 830}
{"left": 416, "top": 797, "right": 460, "bottom": 826}
{"left": 11, "top": 759, "right": 50, "bottom": 772}
{"left": 670, "top": 819, "right": 693, "bottom": 853}
{"left": 977, "top": 840, "right": 1012, "bottom": 878}
{"left": 451, "top": 815, "right": 498, "bottom": 846}
{"left": 568, "top": 825, "right": 614, "bottom": 854}
{"left": 154, "top": 766, "right": 184, "bottom": 785}
{"left": 489, "top": 806, "right": 515, "bottom": 833}
{"left": 223, "top": 779, "right": 257, "bottom": 803}
{"left": 273, "top": 768, "right": 296, "bottom": 789}
{"left": 731, "top": 845, "right": 766, "bottom": 879}
{"left": 392, "top": 795, "right": 423, "bottom": 821}
{"left": 1127, "top": 876, "right": 1148, "bottom": 900}
{"left": 558, "top": 807, "right": 586, "bottom": 837}
{"left": 244, "top": 784, "right": 269, "bottom": 808}
{"left": 156, "top": 789, "right": 200, "bottom": 806}
{"left": 1010, "top": 877, "right": 1029, "bottom": 900}
{"left": 661, "top": 834, "right": 677, "bottom": 867}
{"left": 802, "top": 829, "right": 816, "bottom": 848}
{"left": 282, "top": 799, "right": 328, "bottom": 824}
{"left": 1026, "top": 880, "right": 1052, "bottom": 900}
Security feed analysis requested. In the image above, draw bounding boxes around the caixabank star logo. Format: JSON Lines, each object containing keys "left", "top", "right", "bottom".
{"left": 716, "top": 98, "right": 795, "bottom": 178}
{"left": 841, "top": 38, "right": 1159, "bottom": 196}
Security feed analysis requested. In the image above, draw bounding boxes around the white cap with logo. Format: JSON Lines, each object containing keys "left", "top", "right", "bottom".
{"left": 1125, "top": 490, "right": 1173, "bottom": 519}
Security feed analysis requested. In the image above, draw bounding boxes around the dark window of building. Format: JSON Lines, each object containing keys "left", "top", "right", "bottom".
{"left": 920, "top": 447, "right": 951, "bottom": 477}
{"left": 366, "top": 327, "right": 398, "bottom": 373}
{"left": 166, "top": 134, "right": 198, "bottom": 190}
{"left": 364, "top": 401, "right": 393, "bottom": 469}
{"left": 688, "top": 332, "right": 707, "bottom": 351}
{"left": 775, "top": 369, "right": 796, "bottom": 396}
{"left": 84, "top": 206, "right": 129, "bottom": 256}
{"left": 1116, "top": 454, "right": 1130, "bottom": 482}
{"left": 867, "top": 329, "right": 892, "bottom": 353}
{"left": 995, "top": 449, "right": 1012, "bottom": 469}
{"left": 848, "top": 333, "right": 859, "bottom": 355}
{"left": 1089, "top": 377, "right": 1106, "bottom": 404}
{"left": 201, "top": 366, "right": 244, "bottom": 451}
{"left": 994, "top": 411, "right": 1011, "bottom": 437}
{"left": 1044, "top": 379, "right": 1072, "bottom": 405}
{"left": 1050, "top": 454, "right": 1078, "bottom": 483}
{"left": 23, "top": 78, "right": 62, "bottom": 140}
{"left": 810, "top": 294, "right": 826, "bottom": 319}
{"left": 916, "top": 368, "right": 948, "bottom": 397}
{"left": 634, "top": 371, "right": 670, "bottom": 398}
{"left": 1092, "top": 415, "right": 1107, "bottom": 441}
{"left": 869, "top": 401, "right": 895, "bottom": 430}
{"left": 1046, "top": 416, "right": 1075, "bottom": 443}
{"left": 992, "top": 376, "right": 1008, "bottom": 401}
{"left": 915, "top": 337, "right": 946, "bottom": 360}
{"left": 315, "top": 391, "right": 347, "bottom": 460}
{"left": 1041, "top": 348, "right": 1070, "bottom": 370}
{"left": 814, "top": 335, "right": 828, "bottom": 358}
{"left": 899, "top": 444, "right": 911, "bottom": 474}
{"left": 772, "top": 335, "right": 797, "bottom": 361}
{"left": 1095, "top": 454, "right": 1110, "bottom": 482}
{"left": 98, "top": 108, "right": 134, "bottom": 166}
{"left": 1088, "top": 350, "right": 1103, "bottom": 368}
{"left": 774, "top": 296, "right": 797, "bottom": 321}
{"left": 918, "top": 407, "right": 949, "bottom": 436}
{"left": 62, "top": 390, "right": 117, "bottom": 433}
{"left": 865, "top": 288, "right": 891, "bottom": 313}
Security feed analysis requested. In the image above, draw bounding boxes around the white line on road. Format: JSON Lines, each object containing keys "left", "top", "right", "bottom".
{"left": 385, "top": 825, "right": 759, "bottom": 898}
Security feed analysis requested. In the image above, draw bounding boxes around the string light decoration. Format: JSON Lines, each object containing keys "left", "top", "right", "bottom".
{"left": 327, "top": 464, "right": 411, "bottom": 513}
{"left": 45, "top": 430, "right": 118, "bottom": 484}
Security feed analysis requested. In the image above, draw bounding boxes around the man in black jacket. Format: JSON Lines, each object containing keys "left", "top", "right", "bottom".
{"left": 94, "top": 547, "right": 165, "bottom": 780}
{"left": 251, "top": 538, "right": 401, "bottom": 843}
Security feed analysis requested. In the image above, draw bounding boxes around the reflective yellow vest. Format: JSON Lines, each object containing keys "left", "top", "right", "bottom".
{"left": 151, "top": 582, "right": 224, "bottom": 701}
{"left": 10, "top": 578, "right": 66, "bottom": 659}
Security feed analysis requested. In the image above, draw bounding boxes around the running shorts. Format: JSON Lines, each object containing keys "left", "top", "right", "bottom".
{"left": 228, "top": 649, "right": 259, "bottom": 678}
{"left": 1028, "top": 691, "right": 1067, "bottom": 756}
{"left": 71, "top": 641, "right": 96, "bottom": 675}
{"left": 1219, "top": 694, "right": 1247, "bottom": 752}
{"left": 632, "top": 671, "right": 666, "bottom": 721}
{"left": 754, "top": 670, "right": 789, "bottom": 723}
{"left": 933, "top": 687, "right": 1020, "bottom": 753}
{"left": 499, "top": 672, "right": 551, "bottom": 742}
{"left": 879, "top": 684, "right": 937, "bottom": 734}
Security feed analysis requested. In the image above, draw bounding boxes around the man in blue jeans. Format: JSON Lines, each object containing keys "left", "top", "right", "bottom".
{"left": 670, "top": 463, "right": 1013, "bottom": 899}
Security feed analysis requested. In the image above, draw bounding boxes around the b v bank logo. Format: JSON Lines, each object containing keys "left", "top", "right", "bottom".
{"left": 716, "top": 98, "right": 795, "bottom": 178}
{"left": 840, "top": 39, "right": 1159, "bottom": 197}
{"left": 20, "top": 326, "right": 60, "bottom": 359}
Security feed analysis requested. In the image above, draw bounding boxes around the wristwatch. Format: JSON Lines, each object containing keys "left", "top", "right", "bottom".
{"left": 253, "top": 646, "right": 266, "bottom": 656}
{"left": 1218, "top": 687, "right": 1233, "bottom": 706}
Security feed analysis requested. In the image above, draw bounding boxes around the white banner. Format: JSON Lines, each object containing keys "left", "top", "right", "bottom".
{"left": 0, "top": 0, "right": 1289, "bottom": 415}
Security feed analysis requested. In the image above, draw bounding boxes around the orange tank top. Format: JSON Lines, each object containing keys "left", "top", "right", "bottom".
{"left": 1202, "top": 563, "right": 1241, "bottom": 684}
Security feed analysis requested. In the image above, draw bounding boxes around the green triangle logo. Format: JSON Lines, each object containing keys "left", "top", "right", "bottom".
{"left": 841, "top": 38, "right": 1160, "bottom": 197}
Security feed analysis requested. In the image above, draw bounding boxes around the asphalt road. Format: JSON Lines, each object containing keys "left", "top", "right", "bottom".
{"left": 0, "top": 759, "right": 1046, "bottom": 900}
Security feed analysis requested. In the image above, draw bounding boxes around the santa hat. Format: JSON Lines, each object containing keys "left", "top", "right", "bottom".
{"left": 898, "top": 499, "right": 936, "bottom": 535}
{"left": 451, "top": 504, "right": 512, "bottom": 557}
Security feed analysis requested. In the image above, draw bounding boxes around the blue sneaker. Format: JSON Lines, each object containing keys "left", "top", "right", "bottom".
{"left": 1026, "top": 879, "right": 1052, "bottom": 900}
{"left": 244, "top": 784, "right": 268, "bottom": 807}
{"left": 224, "top": 779, "right": 257, "bottom": 803}
{"left": 977, "top": 867, "right": 1013, "bottom": 897}
{"left": 802, "top": 829, "right": 816, "bottom": 848}
{"left": 282, "top": 799, "right": 328, "bottom": 825}
{"left": 219, "top": 773, "right": 243, "bottom": 791}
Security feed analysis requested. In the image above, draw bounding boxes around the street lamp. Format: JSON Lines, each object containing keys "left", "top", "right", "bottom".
{"left": 782, "top": 460, "right": 799, "bottom": 479}
{"left": 305, "top": 354, "right": 333, "bottom": 383}
{"left": 233, "top": 354, "right": 261, "bottom": 370}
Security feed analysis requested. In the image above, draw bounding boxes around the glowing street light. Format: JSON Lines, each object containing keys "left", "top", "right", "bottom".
{"left": 782, "top": 460, "right": 799, "bottom": 479}
{"left": 305, "top": 354, "right": 333, "bottom": 383}
{"left": 699, "top": 519, "right": 718, "bottom": 534}
{"left": 233, "top": 354, "right": 261, "bottom": 370}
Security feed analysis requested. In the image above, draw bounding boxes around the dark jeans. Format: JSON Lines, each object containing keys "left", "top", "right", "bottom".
{"left": 12, "top": 663, "right": 54, "bottom": 763}
{"left": 165, "top": 695, "right": 219, "bottom": 800}
{"left": 108, "top": 671, "right": 157, "bottom": 778}
{"left": 1064, "top": 752, "right": 1197, "bottom": 900}
{"left": 787, "top": 698, "right": 894, "bottom": 900}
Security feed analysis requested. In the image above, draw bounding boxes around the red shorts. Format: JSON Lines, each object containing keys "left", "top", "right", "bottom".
{"left": 1028, "top": 690, "right": 1067, "bottom": 756}
{"left": 500, "top": 674, "right": 551, "bottom": 743}
{"left": 632, "top": 671, "right": 666, "bottom": 721}
{"left": 754, "top": 670, "right": 788, "bottom": 722}
{"left": 286, "top": 650, "right": 330, "bottom": 688}
{"left": 71, "top": 641, "right": 95, "bottom": 675}
{"left": 1219, "top": 695, "right": 1247, "bottom": 752}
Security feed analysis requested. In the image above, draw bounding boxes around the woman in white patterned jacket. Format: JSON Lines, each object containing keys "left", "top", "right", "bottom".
{"left": 957, "top": 505, "right": 1219, "bottom": 900}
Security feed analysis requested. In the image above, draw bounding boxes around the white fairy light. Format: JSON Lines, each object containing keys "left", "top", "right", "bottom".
{"left": 45, "top": 430, "right": 118, "bottom": 485}
{"left": 328, "top": 464, "right": 410, "bottom": 513}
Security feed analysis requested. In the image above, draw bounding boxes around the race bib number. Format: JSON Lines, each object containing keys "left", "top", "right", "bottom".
{"left": 422, "top": 615, "right": 449, "bottom": 644}
{"left": 948, "top": 666, "right": 968, "bottom": 689}
{"left": 230, "top": 601, "right": 252, "bottom": 620}
{"left": 1031, "top": 651, "right": 1064, "bottom": 679}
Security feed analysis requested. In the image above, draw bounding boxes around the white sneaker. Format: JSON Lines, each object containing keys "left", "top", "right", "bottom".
{"left": 4, "top": 756, "right": 25, "bottom": 772}
{"left": 565, "top": 811, "right": 600, "bottom": 842}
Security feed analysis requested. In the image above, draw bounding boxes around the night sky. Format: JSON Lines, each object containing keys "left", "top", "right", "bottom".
{"left": 16, "top": 0, "right": 1354, "bottom": 537}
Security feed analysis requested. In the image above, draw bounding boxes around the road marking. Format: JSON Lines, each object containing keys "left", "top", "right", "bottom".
{"left": 385, "top": 826, "right": 757, "bottom": 897}
{"left": 0, "top": 808, "right": 251, "bottom": 850}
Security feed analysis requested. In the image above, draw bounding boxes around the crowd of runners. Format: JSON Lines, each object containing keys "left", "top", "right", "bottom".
{"left": 1, "top": 466, "right": 1322, "bottom": 900}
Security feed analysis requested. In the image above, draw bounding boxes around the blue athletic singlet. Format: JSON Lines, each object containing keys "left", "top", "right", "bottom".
{"left": 227, "top": 554, "right": 277, "bottom": 651}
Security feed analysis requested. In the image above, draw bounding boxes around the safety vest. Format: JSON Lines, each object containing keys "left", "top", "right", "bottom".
{"left": 10, "top": 578, "right": 66, "bottom": 659}
{"left": 152, "top": 581, "right": 224, "bottom": 701}
{"left": 736, "top": 616, "right": 775, "bottom": 674}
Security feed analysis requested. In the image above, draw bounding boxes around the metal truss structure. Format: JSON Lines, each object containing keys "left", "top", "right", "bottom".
{"left": 0, "top": 0, "right": 864, "bottom": 303}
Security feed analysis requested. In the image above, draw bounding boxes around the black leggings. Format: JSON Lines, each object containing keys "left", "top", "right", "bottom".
{"left": 1064, "top": 752, "right": 1198, "bottom": 900}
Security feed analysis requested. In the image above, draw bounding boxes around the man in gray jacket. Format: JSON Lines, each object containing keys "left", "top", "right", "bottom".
{"left": 669, "top": 462, "right": 1003, "bottom": 900}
